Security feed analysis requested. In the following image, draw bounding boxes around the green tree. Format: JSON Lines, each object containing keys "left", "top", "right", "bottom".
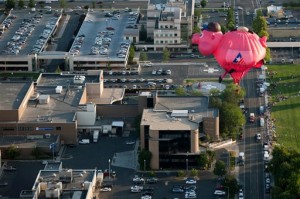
{"left": 140, "top": 52, "right": 148, "bottom": 61}
{"left": 206, "top": 150, "right": 215, "bottom": 169}
{"left": 4, "top": 145, "right": 20, "bottom": 159}
{"left": 269, "top": 146, "right": 300, "bottom": 198}
{"left": 59, "top": 0, "right": 66, "bottom": 9}
{"left": 28, "top": 0, "right": 35, "bottom": 8}
{"left": 178, "top": 170, "right": 185, "bottom": 177}
{"left": 139, "top": 24, "right": 147, "bottom": 41}
{"left": 221, "top": 83, "right": 245, "bottom": 105}
{"left": 6, "top": 0, "right": 16, "bottom": 9}
{"left": 200, "top": 0, "right": 207, "bottom": 8}
{"left": 128, "top": 45, "right": 135, "bottom": 63}
{"left": 55, "top": 66, "right": 62, "bottom": 73}
{"left": 220, "top": 24, "right": 228, "bottom": 34}
{"left": 175, "top": 87, "right": 186, "bottom": 96}
{"left": 191, "top": 90, "right": 202, "bottom": 96}
{"left": 84, "top": 5, "right": 89, "bottom": 10}
{"left": 194, "top": 9, "right": 201, "bottom": 19}
{"left": 92, "top": 1, "right": 96, "bottom": 9}
{"left": 162, "top": 48, "right": 170, "bottom": 62}
{"left": 138, "top": 149, "right": 152, "bottom": 170}
{"left": 197, "top": 153, "right": 208, "bottom": 169}
{"left": 18, "top": 0, "right": 25, "bottom": 9}
{"left": 265, "top": 47, "right": 271, "bottom": 63}
{"left": 223, "top": 175, "right": 239, "bottom": 198}
{"left": 213, "top": 160, "right": 227, "bottom": 177}
{"left": 219, "top": 102, "right": 245, "bottom": 138}
{"left": 193, "top": 25, "right": 201, "bottom": 33}
{"left": 190, "top": 168, "right": 199, "bottom": 177}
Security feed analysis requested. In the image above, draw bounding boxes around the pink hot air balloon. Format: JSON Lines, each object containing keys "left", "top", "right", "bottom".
{"left": 192, "top": 22, "right": 267, "bottom": 84}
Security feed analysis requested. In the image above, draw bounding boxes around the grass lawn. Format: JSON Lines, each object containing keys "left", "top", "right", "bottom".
{"left": 267, "top": 64, "right": 300, "bottom": 151}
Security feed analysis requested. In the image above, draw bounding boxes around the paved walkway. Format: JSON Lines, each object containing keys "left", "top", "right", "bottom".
{"left": 111, "top": 139, "right": 139, "bottom": 170}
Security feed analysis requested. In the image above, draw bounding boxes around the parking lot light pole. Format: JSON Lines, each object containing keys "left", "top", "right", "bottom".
{"left": 108, "top": 159, "right": 111, "bottom": 180}
{"left": 144, "top": 159, "right": 146, "bottom": 171}
{"left": 186, "top": 158, "right": 188, "bottom": 174}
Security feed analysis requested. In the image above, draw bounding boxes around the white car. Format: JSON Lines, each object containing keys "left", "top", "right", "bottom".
{"left": 185, "top": 192, "right": 197, "bottom": 198}
{"left": 100, "top": 187, "right": 112, "bottom": 192}
{"left": 131, "top": 185, "right": 143, "bottom": 192}
{"left": 141, "top": 195, "right": 152, "bottom": 199}
{"left": 214, "top": 190, "right": 226, "bottom": 195}
{"left": 185, "top": 178, "right": 197, "bottom": 184}
{"left": 126, "top": 141, "right": 135, "bottom": 145}
{"left": 133, "top": 176, "right": 145, "bottom": 183}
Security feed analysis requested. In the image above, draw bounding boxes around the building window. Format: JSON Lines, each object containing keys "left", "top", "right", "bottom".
{"left": 174, "top": 33, "right": 177, "bottom": 36}
{"left": 126, "top": 36, "right": 129, "bottom": 40}
{"left": 165, "top": 25, "right": 168, "bottom": 28}
{"left": 170, "top": 25, "right": 173, "bottom": 28}
{"left": 175, "top": 40, "right": 177, "bottom": 43}
{"left": 2, "top": 127, "right": 14, "bottom": 131}
{"left": 160, "top": 34, "right": 163, "bottom": 37}
{"left": 160, "top": 41, "right": 163, "bottom": 43}
{"left": 156, "top": 41, "right": 159, "bottom": 44}
{"left": 165, "top": 41, "right": 168, "bottom": 43}
{"left": 169, "top": 40, "right": 173, "bottom": 44}
{"left": 56, "top": 127, "right": 61, "bottom": 131}
{"left": 160, "top": 26, "right": 163, "bottom": 28}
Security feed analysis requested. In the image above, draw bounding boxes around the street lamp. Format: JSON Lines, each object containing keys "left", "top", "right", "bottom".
{"left": 186, "top": 158, "right": 188, "bottom": 173}
{"left": 186, "top": 151, "right": 189, "bottom": 174}
{"left": 108, "top": 159, "right": 111, "bottom": 180}
{"left": 290, "top": 37, "right": 294, "bottom": 58}
{"left": 144, "top": 159, "right": 146, "bottom": 171}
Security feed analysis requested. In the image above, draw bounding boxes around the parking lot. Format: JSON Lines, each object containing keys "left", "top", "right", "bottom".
{"left": 102, "top": 62, "right": 223, "bottom": 90}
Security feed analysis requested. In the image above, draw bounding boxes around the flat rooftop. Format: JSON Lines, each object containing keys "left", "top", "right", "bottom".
{"left": 142, "top": 109, "right": 199, "bottom": 131}
{"left": 0, "top": 82, "right": 31, "bottom": 110}
{"left": 142, "top": 96, "right": 218, "bottom": 131}
{"left": 154, "top": 96, "right": 210, "bottom": 112}
{"left": 21, "top": 73, "right": 98, "bottom": 123}
{"left": 70, "top": 10, "right": 138, "bottom": 59}
{"left": 0, "top": 9, "right": 61, "bottom": 56}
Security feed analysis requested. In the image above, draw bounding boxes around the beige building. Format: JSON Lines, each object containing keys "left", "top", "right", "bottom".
{"left": 0, "top": 70, "right": 128, "bottom": 155}
{"left": 142, "top": 0, "right": 195, "bottom": 51}
{"left": 139, "top": 92, "right": 219, "bottom": 170}
{"left": 20, "top": 161, "right": 100, "bottom": 199}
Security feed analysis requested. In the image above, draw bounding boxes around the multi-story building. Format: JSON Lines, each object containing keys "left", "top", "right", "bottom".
{"left": 139, "top": 92, "right": 219, "bottom": 169}
{"left": 20, "top": 161, "right": 100, "bottom": 199}
{"left": 143, "top": 0, "right": 195, "bottom": 51}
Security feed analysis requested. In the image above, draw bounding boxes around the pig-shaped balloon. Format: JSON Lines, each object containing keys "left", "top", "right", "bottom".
{"left": 192, "top": 22, "right": 267, "bottom": 84}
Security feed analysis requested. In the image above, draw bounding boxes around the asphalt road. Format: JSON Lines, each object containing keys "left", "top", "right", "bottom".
{"left": 240, "top": 69, "right": 269, "bottom": 199}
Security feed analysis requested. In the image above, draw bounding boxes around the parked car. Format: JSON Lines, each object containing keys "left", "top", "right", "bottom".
{"left": 100, "top": 187, "right": 112, "bottom": 192}
{"left": 185, "top": 177, "right": 197, "bottom": 184}
{"left": 214, "top": 190, "right": 226, "bottom": 195}
{"left": 131, "top": 185, "right": 143, "bottom": 193}
{"left": 146, "top": 177, "right": 158, "bottom": 184}
{"left": 106, "top": 27, "right": 115, "bottom": 30}
{"left": 133, "top": 175, "right": 145, "bottom": 183}
{"left": 78, "top": 139, "right": 90, "bottom": 144}
{"left": 172, "top": 185, "right": 184, "bottom": 193}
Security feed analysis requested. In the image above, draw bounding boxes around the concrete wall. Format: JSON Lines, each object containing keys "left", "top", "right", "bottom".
{"left": 96, "top": 104, "right": 139, "bottom": 118}
{"left": 149, "top": 130, "right": 159, "bottom": 170}
{"left": 203, "top": 116, "right": 219, "bottom": 141}
{"left": 0, "top": 122, "right": 77, "bottom": 144}
{"left": 190, "top": 128, "right": 199, "bottom": 153}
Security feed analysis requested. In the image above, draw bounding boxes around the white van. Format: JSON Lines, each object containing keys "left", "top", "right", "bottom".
{"left": 260, "top": 117, "right": 265, "bottom": 127}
